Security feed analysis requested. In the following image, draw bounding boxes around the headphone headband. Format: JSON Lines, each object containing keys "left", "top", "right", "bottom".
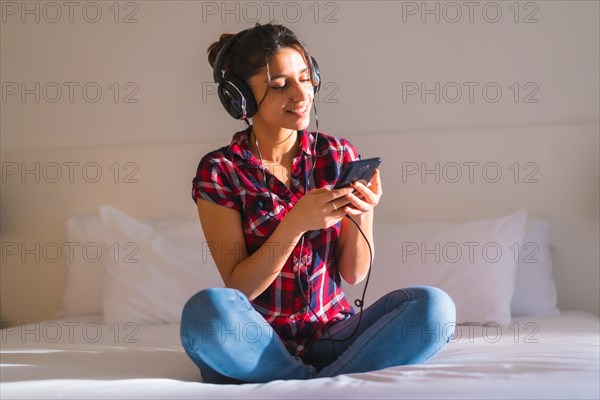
{"left": 212, "top": 28, "right": 253, "bottom": 85}
{"left": 212, "top": 26, "right": 321, "bottom": 120}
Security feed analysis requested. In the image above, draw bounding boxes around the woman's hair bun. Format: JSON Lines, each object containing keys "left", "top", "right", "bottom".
{"left": 207, "top": 33, "right": 236, "bottom": 69}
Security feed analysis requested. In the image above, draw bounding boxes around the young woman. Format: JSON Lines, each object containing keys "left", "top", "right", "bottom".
{"left": 180, "top": 23, "right": 456, "bottom": 384}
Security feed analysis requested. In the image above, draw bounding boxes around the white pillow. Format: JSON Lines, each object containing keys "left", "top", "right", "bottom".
{"left": 99, "top": 205, "right": 223, "bottom": 325}
{"left": 64, "top": 206, "right": 543, "bottom": 323}
{"left": 344, "top": 208, "right": 528, "bottom": 325}
{"left": 510, "top": 218, "right": 559, "bottom": 316}
{"left": 60, "top": 209, "right": 222, "bottom": 318}
{"left": 59, "top": 214, "right": 106, "bottom": 317}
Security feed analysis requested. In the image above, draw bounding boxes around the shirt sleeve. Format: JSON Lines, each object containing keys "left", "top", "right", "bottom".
{"left": 191, "top": 153, "right": 242, "bottom": 212}
{"left": 340, "top": 137, "right": 362, "bottom": 165}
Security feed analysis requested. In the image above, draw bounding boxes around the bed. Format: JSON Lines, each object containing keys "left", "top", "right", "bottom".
{"left": 1, "top": 312, "right": 598, "bottom": 399}
{"left": 1, "top": 124, "right": 599, "bottom": 399}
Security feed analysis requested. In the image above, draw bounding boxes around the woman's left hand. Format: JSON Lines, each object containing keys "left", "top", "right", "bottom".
{"left": 338, "top": 168, "right": 382, "bottom": 216}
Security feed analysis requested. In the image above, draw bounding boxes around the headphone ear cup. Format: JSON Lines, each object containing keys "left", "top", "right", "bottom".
{"left": 217, "top": 81, "right": 245, "bottom": 120}
{"left": 310, "top": 56, "right": 321, "bottom": 93}
{"left": 217, "top": 75, "right": 258, "bottom": 120}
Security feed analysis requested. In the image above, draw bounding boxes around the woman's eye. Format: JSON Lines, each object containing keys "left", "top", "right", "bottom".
{"left": 269, "top": 78, "right": 312, "bottom": 90}
{"left": 269, "top": 81, "right": 286, "bottom": 90}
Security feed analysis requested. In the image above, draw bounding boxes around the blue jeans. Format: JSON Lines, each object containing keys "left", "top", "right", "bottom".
{"left": 180, "top": 286, "right": 456, "bottom": 384}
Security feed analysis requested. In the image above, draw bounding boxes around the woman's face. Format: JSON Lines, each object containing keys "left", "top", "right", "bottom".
{"left": 247, "top": 47, "right": 315, "bottom": 132}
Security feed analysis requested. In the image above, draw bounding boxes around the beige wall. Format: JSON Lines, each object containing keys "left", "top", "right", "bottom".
{"left": 1, "top": 1, "right": 598, "bottom": 150}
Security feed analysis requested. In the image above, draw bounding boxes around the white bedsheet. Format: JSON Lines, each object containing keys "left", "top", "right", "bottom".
{"left": 1, "top": 311, "right": 599, "bottom": 399}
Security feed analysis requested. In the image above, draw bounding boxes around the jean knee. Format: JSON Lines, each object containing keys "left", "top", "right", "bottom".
{"left": 424, "top": 286, "right": 456, "bottom": 334}
{"left": 182, "top": 287, "right": 223, "bottom": 313}
{"left": 410, "top": 286, "right": 456, "bottom": 330}
{"left": 181, "top": 288, "right": 238, "bottom": 333}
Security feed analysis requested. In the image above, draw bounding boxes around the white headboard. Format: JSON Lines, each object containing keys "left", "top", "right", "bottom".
{"left": 1, "top": 123, "right": 598, "bottom": 322}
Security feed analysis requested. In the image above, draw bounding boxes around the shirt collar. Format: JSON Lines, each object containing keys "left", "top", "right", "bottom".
{"left": 227, "top": 127, "right": 255, "bottom": 162}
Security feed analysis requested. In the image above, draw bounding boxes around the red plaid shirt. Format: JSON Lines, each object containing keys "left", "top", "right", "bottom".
{"left": 192, "top": 127, "right": 360, "bottom": 355}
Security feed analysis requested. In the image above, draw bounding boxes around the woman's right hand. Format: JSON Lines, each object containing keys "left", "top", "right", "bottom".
{"left": 286, "top": 186, "right": 356, "bottom": 232}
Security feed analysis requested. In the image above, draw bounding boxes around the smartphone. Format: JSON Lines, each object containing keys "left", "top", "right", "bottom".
{"left": 334, "top": 157, "right": 382, "bottom": 189}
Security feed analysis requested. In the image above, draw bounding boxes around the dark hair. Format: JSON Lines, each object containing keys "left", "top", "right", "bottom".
{"left": 207, "top": 23, "right": 314, "bottom": 84}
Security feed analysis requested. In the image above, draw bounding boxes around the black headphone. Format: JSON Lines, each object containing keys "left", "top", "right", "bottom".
{"left": 212, "top": 27, "right": 321, "bottom": 120}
